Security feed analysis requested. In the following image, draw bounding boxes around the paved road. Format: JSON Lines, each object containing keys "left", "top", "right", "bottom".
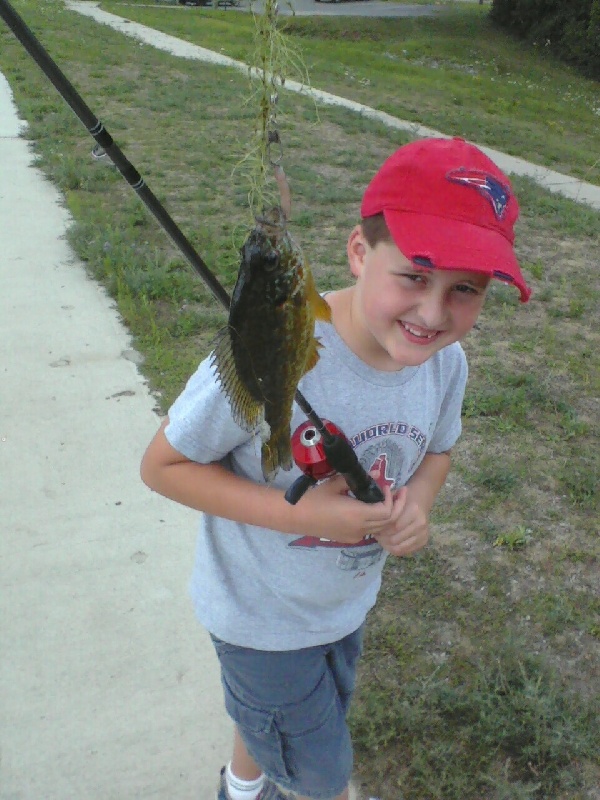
{"left": 236, "top": 0, "right": 438, "bottom": 17}
{"left": 202, "top": 0, "right": 488, "bottom": 17}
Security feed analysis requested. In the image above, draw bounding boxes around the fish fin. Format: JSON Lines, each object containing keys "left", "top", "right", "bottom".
{"left": 303, "top": 336, "right": 322, "bottom": 374}
{"left": 261, "top": 426, "right": 294, "bottom": 482}
{"left": 306, "top": 268, "right": 332, "bottom": 323}
{"left": 211, "top": 327, "right": 264, "bottom": 432}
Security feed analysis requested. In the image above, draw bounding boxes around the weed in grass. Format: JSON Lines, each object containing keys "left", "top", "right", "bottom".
{"left": 493, "top": 525, "right": 530, "bottom": 550}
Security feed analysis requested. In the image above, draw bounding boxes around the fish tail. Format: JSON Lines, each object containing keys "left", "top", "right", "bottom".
{"left": 261, "top": 426, "right": 294, "bottom": 482}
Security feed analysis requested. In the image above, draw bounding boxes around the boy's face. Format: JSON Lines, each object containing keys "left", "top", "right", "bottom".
{"left": 345, "top": 226, "right": 490, "bottom": 370}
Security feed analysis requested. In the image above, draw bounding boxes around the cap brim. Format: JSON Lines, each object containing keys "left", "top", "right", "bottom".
{"left": 383, "top": 210, "right": 531, "bottom": 303}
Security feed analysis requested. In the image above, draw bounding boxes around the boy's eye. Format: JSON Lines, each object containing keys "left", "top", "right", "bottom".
{"left": 454, "top": 283, "right": 477, "bottom": 294}
{"left": 454, "top": 284, "right": 480, "bottom": 295}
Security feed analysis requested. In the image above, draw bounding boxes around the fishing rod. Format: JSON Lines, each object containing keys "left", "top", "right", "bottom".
{"left": 0, "top": 0, "right": 384, "bottom": 505}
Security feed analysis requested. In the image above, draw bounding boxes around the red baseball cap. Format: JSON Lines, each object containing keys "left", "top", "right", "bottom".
{"left": 360, "top": 137, "right": 531, "bottom": 302}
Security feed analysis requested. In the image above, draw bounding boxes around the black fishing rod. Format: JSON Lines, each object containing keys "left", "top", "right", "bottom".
{"left": 0, "top": 0, "right": 384, "bottom": 505}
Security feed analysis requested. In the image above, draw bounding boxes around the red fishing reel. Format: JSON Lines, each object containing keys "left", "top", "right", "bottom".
{"left": 285, "top": 420, "right": 348, "bottom": 505}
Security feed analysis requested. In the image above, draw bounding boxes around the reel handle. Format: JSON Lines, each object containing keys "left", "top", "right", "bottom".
{"left": 323, "top": 435, "right": 384, "bottom": 504}
{"left": 284, "top": 474, "right": 317, "bottom": 505}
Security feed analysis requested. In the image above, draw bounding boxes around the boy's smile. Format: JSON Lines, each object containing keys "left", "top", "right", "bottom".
{"left": 332, "top": 227, "right": 490, "bottom": 371}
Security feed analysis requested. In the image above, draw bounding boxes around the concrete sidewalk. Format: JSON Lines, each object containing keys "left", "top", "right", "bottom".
{"left": 0, "top": 73, "right": 231, "bottom": 799}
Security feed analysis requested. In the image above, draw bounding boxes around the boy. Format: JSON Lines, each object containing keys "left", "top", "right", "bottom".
{"left": 140, "top": 137, "right": 531, "bottom": 800}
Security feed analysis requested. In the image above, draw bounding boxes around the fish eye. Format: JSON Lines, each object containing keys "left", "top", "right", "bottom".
{"left": 263, "top": 252, "right": 280, "bottom": 272}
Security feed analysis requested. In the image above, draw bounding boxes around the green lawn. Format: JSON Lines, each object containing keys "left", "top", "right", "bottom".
{"left": 101, "top": 0, "right": 600, "bottom": 184}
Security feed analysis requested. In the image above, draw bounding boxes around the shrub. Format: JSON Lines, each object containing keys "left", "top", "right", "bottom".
{"left": 490, "top": 0, "right": 600, "bottom": 78}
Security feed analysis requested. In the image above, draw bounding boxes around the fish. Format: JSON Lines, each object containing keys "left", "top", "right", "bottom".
{"left": 211, "top": 206, "right": 331, "bottom": 481}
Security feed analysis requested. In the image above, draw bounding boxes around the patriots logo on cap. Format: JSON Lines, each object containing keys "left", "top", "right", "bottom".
{"left": 447, "top": 168, "right": 510, "bottom": 219}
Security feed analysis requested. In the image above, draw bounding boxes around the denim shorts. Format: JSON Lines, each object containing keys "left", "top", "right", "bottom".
{"left": 210, "top": 625, "right": 365, "bottom": 800}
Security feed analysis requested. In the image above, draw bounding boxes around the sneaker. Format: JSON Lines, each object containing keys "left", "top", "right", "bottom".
{"left": 216, "top": 766, "right": 296, "bottom": 800}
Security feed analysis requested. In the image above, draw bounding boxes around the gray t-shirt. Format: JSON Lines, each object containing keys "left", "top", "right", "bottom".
{"left": 165, "top": 320, "right": 467, "bottom": 650}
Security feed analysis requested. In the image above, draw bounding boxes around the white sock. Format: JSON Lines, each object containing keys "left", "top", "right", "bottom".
{"left": 225, "top": 762, "right": 265, "bottom": 800}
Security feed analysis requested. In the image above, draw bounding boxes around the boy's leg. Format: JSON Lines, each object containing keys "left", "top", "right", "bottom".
{"left": 231, "top": 726, "right": 263, "bottom": 781}
{"left": 213, "top": 626, "right": 364, "bottom": 800}
{"left": 231, "top": 726, "right": 349, "bottom": 800}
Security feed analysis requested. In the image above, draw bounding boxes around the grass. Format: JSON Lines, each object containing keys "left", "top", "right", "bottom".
{"left": 100, "top": 0, "right": 600, "bottom": 184}
{"left": 1, "top": 1, "right": 598, "bottom": 797}
{"left": 353, "top": 634, "right": 597, "bottom": 799}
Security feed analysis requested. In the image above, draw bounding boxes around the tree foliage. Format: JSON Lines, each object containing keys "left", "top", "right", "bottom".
{"left": 490, "top": 0, "right": 600, "bottom": 79}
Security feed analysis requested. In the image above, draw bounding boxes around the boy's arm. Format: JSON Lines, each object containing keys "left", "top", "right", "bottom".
{"left": 140, "top": 418, "right": 403, "bottom": 545}
{"left": 374, "top": 451, "right": 451, "bottom": 557}
{"left": 405, "top": 451, "right": 452, "bottom": 513}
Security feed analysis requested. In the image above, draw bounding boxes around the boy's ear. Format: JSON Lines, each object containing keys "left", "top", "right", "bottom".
{"left": 347, "top": 225, "right": 367, "bottom": 278}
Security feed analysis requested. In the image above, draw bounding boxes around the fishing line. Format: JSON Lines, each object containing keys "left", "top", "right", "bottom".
{"left": 0, "top": 0, "right": 383, "bottom": 504}
{"left": 235, "top": 0, "right": 307, "bottom": 218}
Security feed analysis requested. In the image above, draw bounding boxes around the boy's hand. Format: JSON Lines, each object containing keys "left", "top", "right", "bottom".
{"left": 373, "top": 486, "right": 430, "bottom": 557}
{"left": 292, "top": 474, "right": 404, "bottom": 545}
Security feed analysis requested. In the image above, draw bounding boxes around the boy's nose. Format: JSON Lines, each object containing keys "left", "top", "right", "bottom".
{"left": 416, "top": 290, "right": 448, "bottom": 330}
